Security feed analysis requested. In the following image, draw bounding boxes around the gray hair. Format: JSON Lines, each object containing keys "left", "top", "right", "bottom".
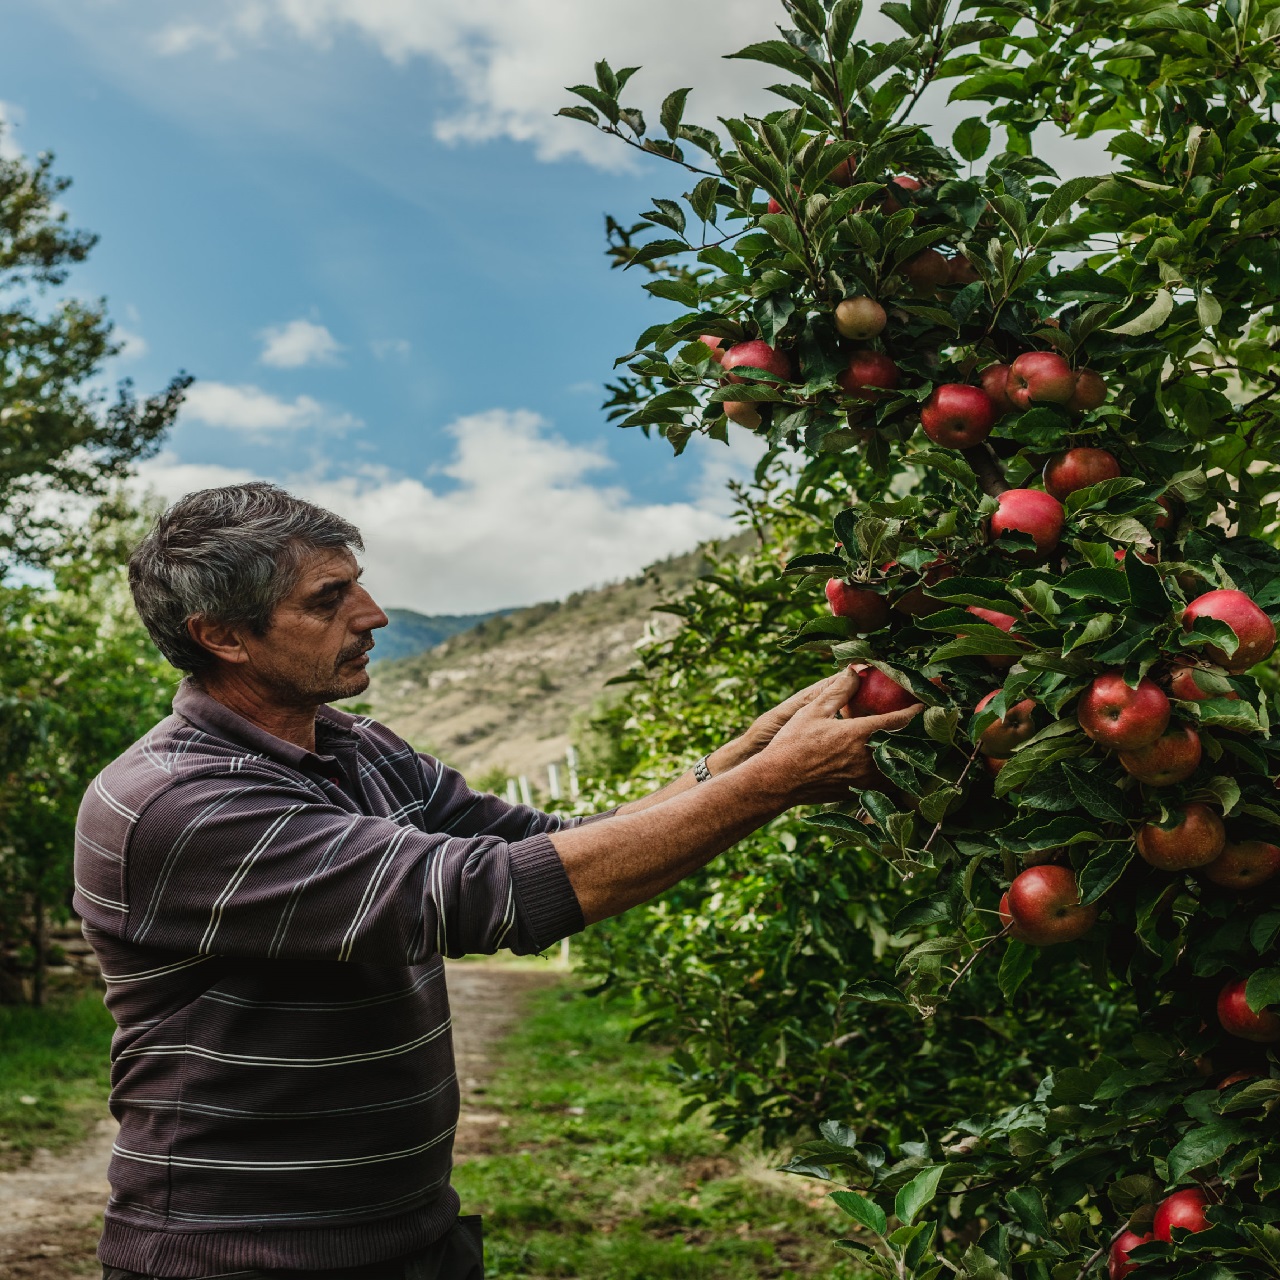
{"left": 129, "top": 483, "right": 364, "bottom": 674}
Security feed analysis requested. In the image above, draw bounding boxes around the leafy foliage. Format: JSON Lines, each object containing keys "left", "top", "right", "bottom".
{"left": 566, "top": 1, "right": 1280, "bottom": 1276}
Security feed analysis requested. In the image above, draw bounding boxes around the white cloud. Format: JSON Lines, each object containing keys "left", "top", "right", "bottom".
{"left": 370, "top": 338, "right": 411, "bottom": 361}
{"left": 259, "top": 317, "right": 343, "bottom": 368}
{"left": 180, "top": 380, "right": 360, "bottom": 436}
{"left": 114, "top": 327, "right": 149, "bottom": 360}
{"left": 0, "top": 101, "right": 25, "bottom": 161}
{"left": 134, "top": 408, "right": 749, "bottom": 612}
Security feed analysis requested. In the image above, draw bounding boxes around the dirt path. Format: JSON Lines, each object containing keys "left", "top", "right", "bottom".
{"left": 0, "top": 961, "right": 563, "bottom": 1280}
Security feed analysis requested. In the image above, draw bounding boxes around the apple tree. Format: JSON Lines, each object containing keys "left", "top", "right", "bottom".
{"left": 565, "top": 0, "right": 1280, "bottom": 1275}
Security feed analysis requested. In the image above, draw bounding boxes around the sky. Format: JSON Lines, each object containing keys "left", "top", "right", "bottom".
{"left": 1, "top": 1, "right": 1105, "bottom": 613}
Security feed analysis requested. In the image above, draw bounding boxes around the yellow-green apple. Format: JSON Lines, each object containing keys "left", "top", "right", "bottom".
{"left": 1136, "top": 803, "right": 1226, "bottom": 870}
{"left": 1217, "top": 977, "right": 1280, "bottom": 1042}
{"left": 902, "top": 249, "right": 951, "bottom": 296}
{"left": 1006, "top": 864, "right": 1096, "bottom": 945}
{"left": 1153, "top": 1189, "right": 1211, "bottom": 1242}
{"left": 843, "top": 666, "right": 921, "bottom": 717}
{"left": 1007, "top": 351, "right": 1077, "bottom": 408}
{"left": 825, "top": 579, "right": 890, "bottom": 633}
{"left": 1043, "top": 447, "right": 1121, "bottom": 500}
{"left": 1168, "top": 662, "right": 1239, "bottom": 702}
{"left": 1067, "top": 368, "right": 1108, "bottom": 412}
{"left": 1117, "top": 725, "right": 1201, "bottom": 786}
{"left": 980, "top": 363, "right": 1017, "bottom": 415}
{"left": 1182, "top": 588, "right": 1277, "bottom": 672}
{"left": 976, "top": 690, "right": 1037, "bottom": 756}
{"left": 990, "top": 489, "right": 1066, "bottom": 560}
{"left": 1109, "top": 1230, "right": 1152, "bottom": 1280}
{"left": 722, "top": 339, "right": 794, "bottom": 383}
{"left": 1204, "top": 840, "right": 1280, "bottom": 889}
{"left": 1077, "top": 673, "right": 1170, "bottom": 750}
{"left": 921, "top": 384, "right": 998, "bottom": 448}
{"left": 838, "top": 350, "right": 900, "bottom": 399}
{"left": 834, "top": 296, "right": 888, "bottom": 340}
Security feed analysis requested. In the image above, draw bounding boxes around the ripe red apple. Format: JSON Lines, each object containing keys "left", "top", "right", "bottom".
{"left": 921, "top": 384, "right": 998, "bottom": 449}
{"left": 990, "top": 489, "right": 1066, "bottom": 560}
{"left": 1204, "top": 840, "right": 1280, "bottom": 889}
{"left": 997, "top": 891, "right": 1030, "bottom": 941}
{"left": 698, "top": 335, "right": 726, "bottom": 364}
{"left": 722, "top": 339, "right": 795, "bottom": 384}
{"left": 1218, "top": 977, "right": 1280, "bottom": 1042}
{"left": 838, "top": 350, "right": 900, "bottom": 399}
{"left": 1168, "top": 662, "right": 1239, "bottom": 702}
{"left": 890, "top": 557, "right": 956, "bottom": 617}
{"left": 881, "top": 175, "right": 921, "bottom": 214}
{"left": 834, "top": 296, "right": 887, "bottom": 340}
{"left": 1182, "top": 588, "right": 1277, "bottom": 672}
{"left": 984, "top": 755, "right": 1008, "bottom": 778}
{"left": 1006, "top": 865, "right": 1096, "bottom": 945}
{"left": 1109, "top": 1230, "right": 1152, "bottom": 1280}
{"left": 723, "top": 401, "right": 763, "bottom": 430}
{"left": 948, "top": 254, "right": 981, "bottom": 285}
{"left": 966, "top": 606, "right": 1018, "bottom": 671}
{"left": 1217, "top": 1069, "right": 1259, "bottom": 1090}
{"left": 976, "top": 690, "right": 1037, "bottom": 756}
{"left": 1117, "top": 725, "right": 1202, "bottom": 786}
{"left": 980, "top": 363, "right": 1017, "bottom": 416}
{"left": 1042, "top": 447, "right": 1122, "bottom": 501}
{"left": 1077, "top": 673, "right": 1170, "bottom": 750}
{"left": 1153, "top": 1188, "right": 1211, "bottom": 1242}
{"left": 1067, "top": 369, "right": 1108, "bottom": 412}
{"left": 825, "top": 579, "right": 890, "bottom": 633}
{"left": 1007, "top": 351, "right": 1077, "bottom": 408}
{"left": 1137, "top": 803, "right": 1226, "bottom": 871}
{"left": 902, "top": 249, "right": 951, "bottom": 296}
{"left": 843, "top": 666, "right": 921, "bottom": 718}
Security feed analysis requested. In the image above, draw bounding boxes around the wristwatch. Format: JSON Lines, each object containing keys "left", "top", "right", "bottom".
{"left": 693, "top": 755, "right": 713, "bottom": 783}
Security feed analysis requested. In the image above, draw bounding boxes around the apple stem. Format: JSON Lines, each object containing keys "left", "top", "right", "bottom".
{"left": 962, "top": 443, "right": 1011, "bottom": 497}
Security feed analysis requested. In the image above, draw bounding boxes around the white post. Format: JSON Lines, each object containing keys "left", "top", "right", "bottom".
{"left": 505, "top": 779, "right": 518, "bottom": 805}
{"left": 518, "top": 775, "right": 532, "bottom": 806}
{"left": 566, "top": 746, "right": 580, "bottom": 799}
{"left": 560, "top": 936, "right": 571, "bottom": 966}
{"left": 547, "top": 763, "right": 561, "bottom": 800}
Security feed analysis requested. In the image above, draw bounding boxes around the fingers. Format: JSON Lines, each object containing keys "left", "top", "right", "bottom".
{"left": 853, "top": 703, "right": 924, "bottom": 734}
{"left": 802, "top": 665, "right": 860, "bottom": 719}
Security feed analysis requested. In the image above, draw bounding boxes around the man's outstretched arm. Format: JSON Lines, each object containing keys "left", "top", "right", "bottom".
{"left": 551, "top": 667, "right": 918, "bottom": 924}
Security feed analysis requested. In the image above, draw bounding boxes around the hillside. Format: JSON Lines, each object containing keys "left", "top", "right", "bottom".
{"left": 364, "top": 536, "right": 752, "bottom": 792}
{"left": 371, "top": 608, "right": 504, "bottom": 665}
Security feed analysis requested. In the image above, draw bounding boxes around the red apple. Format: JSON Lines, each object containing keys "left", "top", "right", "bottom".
{"left": 1117, "top": 726, "right": 1202, "bottom": 786}
{"left": 980, "top": 363, "right": 1017, "bottom": 415}
{"left": 1168, "top": 662, "right": 1239, "bottom": 702}
{"left": 976, "top": 690, "right": 1037, "bottom": 756}
{"left": 1153, "top": 1188, "right": 1211, "bottom": 1242}
{"left": 1155, "top": 495, "right": 1174, "bottom": 530}
{"left": 838, "top": 350, "right": 900, "bottom": 399}
{"left": 834, "top": 297, "right": 887, "bottom": 341}
{"left": 997, "top": 891, "right": 1030, "bottom": 941}
{"left": 1043, "top": 448, "right": 1122, "bottom": 501}
{"left": 1077, "top": 674, "right": 1170, "bottom": 750}
{"left": 1006, "top": 865, "right": 1096, "bottom": 945}
{"left": 990, "top": 489, "right": 1066, "bottom": 560}
{"left": 1067, "top": 369, "right": 1108, "bottom": 412}
{"left": 698, "top": 335, "right": 726, "bottom": 364}
{"left": 1007, "top": 351, "right": 1077, "bottom": 408}
{"left": 825, "top": 143, "right": 857, "bottom": 187}
{"left": 985, "top": 756, "right": 1008, "bottom": 778}
{"left": 966, "top": 606, "right": 1019, "bottom": 671}
{"left": 1204, "top": 840, "right": 1280, "bottom": 889}
{"left": 1217, "top": 1070, "right": 1259, "bottom": 1090}
{"left": 1136, "top": 803, "right": 1226, "bottom": 871}
{"left": 891, "top": 557, "right": 956, "bottom": 617}
{"left": 882, "top": 175, "right": 921, "bottom": 213}
{"left": 722, "top": 339, "right": 794, "bottom": 384}
{"left": 825, "top": 579, "right": 890, "bottom": 633}
{"left": 948, "top": 254, "right": 981, "bottom": 285}
{"left": 902, "top": 249, "right": 951, "bottom": 296}
{"left": 921, "top": 384, "right": 998, "bottom": 449}
{"left": 1109, "top": 1230, "right": 1152, "bottom": 1280}
{"left": 843, "top": 666, "right": 922, "bottom": 718}
{"left": 723, "top": 401, "right": 763, "bottom": 430}
{"left": 1218, "top": 977, "right": 1280, "bottom": 1042}
{"left": 1182, "top": 588, "right": 1277, "bottom": 673}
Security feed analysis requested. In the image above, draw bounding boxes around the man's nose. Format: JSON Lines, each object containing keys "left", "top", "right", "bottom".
{"left": 352, "top": 585, "right": 389, "bottom": 632}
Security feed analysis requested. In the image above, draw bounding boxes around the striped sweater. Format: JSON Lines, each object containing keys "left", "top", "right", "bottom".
{"left": 73, "top": 679, "right": 587, "bottom": 1277}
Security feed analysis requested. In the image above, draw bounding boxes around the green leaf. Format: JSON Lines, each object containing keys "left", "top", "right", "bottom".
{"left": 930, "top": 632, "right": 1029, "bottom": 661}
{"left": 1107, "top": 289, "right": 1174, "bottom": 336}
{"left": 1245, "top": 968, "right": 1280, "bottom": 1014}
{"left": 660, "top": 88, "right": 691, "bottom": 139}
{"left": 1078, "top": 842, "right": 1134, "bottom": 905}
{"left": 895, "top": 1165, "right": 947, "bottom": 1227}
{"left": 1037, "top": 176, "right": 1106, "bottom": 230}
{"left": 1053, "top": 568, "right": 1131, "bottom": 605}
{"left": 1063, "top": 476, "right": 1146, "bottom": 516}
{"left": 1168, "top": 1120, "right": 1248, "bottom": 1181}
{"left": 847, "top": 979, "right": 910, "bottom": 1005}
{"left": 557, "top": 105, "right": 600, "bottom": 126}
{"left": 831, "top": 1190, "right": 888, "bottom": 1236}
{"left": 1197, "top": 290, "right": 1222, "bottom": 329}
{"left": 999, "top": 942, "right": 1036, "bottom": 998}
{"left": 725, "top": 40, "right": 813, "bottom": 76}
{"left": 1006, "top": 1187, "right": 1050, "bottom": 1238}
{"left": 1124, "top": 551, "right": 1173, "bottom": 615}
{"left": 953, "top": 117, "right": 991, "bottom": 162}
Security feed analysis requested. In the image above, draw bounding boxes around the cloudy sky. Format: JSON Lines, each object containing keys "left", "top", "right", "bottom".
{"left": 2, "top": 1, "right": 1101, "bottom": 613}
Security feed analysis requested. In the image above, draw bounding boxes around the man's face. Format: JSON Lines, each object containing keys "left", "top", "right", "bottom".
{"left": 244, "top": 547, "right": 389, "bottom": 706}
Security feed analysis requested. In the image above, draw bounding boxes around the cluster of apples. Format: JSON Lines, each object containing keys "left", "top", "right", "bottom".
{"left": 1109, "top": 1188, "right": 1215, "bottom": 1279}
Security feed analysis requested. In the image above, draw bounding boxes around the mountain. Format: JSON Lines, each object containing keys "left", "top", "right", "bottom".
{"left": 362, "top": 537, "right": 751, "bottom": 795}
{"left": 370, "top": 609, "right": 504, "bottom": 665}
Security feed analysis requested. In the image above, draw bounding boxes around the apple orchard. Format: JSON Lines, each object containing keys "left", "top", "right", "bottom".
{"left": 559, "top": 1, "right": 1280, "bottom": 1278}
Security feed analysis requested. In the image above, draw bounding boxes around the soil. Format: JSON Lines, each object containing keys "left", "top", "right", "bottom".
{"left": 0, "top": 961, "right": 562, "bottom": 1280}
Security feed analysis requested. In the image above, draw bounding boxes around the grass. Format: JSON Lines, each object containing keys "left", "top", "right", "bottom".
{"left": 452, "top": 982, "right": 861, "bottom": 1279}
{"left": 0, "top": 989, "right": 115, "bottom": 1168}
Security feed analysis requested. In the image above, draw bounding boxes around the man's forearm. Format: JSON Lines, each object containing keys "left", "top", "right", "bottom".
{"left": 612, "top": 737, "right": 755, "bottom": 816}
{"left": 550, "top": 752, "right": 791, "bottom": 924}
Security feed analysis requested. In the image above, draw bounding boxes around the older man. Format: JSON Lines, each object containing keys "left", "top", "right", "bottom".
{"left": 75, "top": 482, "right": 916, "bottom": 1280}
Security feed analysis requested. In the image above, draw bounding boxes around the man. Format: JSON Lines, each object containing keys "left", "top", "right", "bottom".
{"left": 75, "top": 482, "right": 917, "bottom": 1280}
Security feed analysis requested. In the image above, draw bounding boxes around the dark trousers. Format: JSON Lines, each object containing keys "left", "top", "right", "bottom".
{"left": 102, "top": 1216, "right": 484, "bottom": 1280}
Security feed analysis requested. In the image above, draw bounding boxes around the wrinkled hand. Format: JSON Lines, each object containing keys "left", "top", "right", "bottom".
{"left": 733, "top": 669, "right": 862, "bottom": 762}
{"left": 757, "top": 667, "right": 920, "bottom": 805}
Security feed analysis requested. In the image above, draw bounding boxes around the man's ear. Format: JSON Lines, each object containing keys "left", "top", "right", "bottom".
{"left": 186, "top": 614, "right": 252, "bottom": 666}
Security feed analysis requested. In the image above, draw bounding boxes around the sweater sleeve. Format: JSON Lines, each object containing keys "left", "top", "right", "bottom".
{"left": 97, "top": 766, "right": 584, "bottom": 964}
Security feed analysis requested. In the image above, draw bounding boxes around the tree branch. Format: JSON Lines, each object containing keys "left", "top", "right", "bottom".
{"left": 962, "top": 444, "right": 1011, "bottom": 496}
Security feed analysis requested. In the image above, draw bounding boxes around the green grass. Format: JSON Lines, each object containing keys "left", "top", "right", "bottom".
{"left": 452, "top": 983, "right": 861, "bottom": 1279}
{"left": 0, "top": 990, "right": 115, "bottom": 1167}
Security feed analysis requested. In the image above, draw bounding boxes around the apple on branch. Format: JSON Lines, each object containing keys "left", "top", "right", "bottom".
{"left": 825, "top": 579, "right": 890, "bottom": 634}
{"left": 1007, "top": 351, "right": 1077, "bottom": 408}
{"left": 1005, "top": 865, "right": 1096, "bottom": 945}
{"left": 1136, "top": 803, "right": 1226, "bottom": 870}
{"left": 842, "top": 666, "right": 921, "bottom": 718}
{"left": 921, "top": 384, "right": 998, "bottom": 449}
{"left": 975, "top": 690, "right": 1037, "bottom": 756}
{"left": 1077, "top": 673, "right": 1171, "bottom": 750}
{"left": 989, "top": 489, "right": 1066, "bottom": 561}
{"left": 1153, "top": 1189, "right": 1212, "bottom": 1242}
{"left": 1117, "top": 725, "right": 1202, "bottom": 786}
{"left": 1043, "top": 447, "right": 1121, "bottom": 501}
{"left": 901, "top": 249, "right": 950, "bottom": 297}
{"left": 1168, "top": 661, "right": 1240, "bottom": 702}
{"left": 980, "top": 363, "right": 1017, "bottom": 416}
{"left": 1109, "top": 1230, "right": 1152, "bottom": 1280}
{"left": 1203, "top": 840, "right": 1280, "bottom": 888}
{"left": 1066, "top": 368, "right": 1108, "bottom": 412}
{"left": 1182, "top": 588, "right": 1277, "bottom": 672}
{"left": 1218, "top": 977, "right": 1280, "bottom": 1042}
{"left": 966, "top": 605, "right": 1018, "bottom": 671}
{"left": 881, "top": 175, "right": 921, "bottom": 214}
{"left": 834, "top": 296, "right": 888, "bottom": 341}
{"left": 838, "top": 350, "right": 899, "bottom": 400}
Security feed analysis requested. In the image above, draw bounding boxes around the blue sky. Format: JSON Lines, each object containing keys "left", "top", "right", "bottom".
{"left": 2, "top": 1, "right": 1104, "bottom": 613}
